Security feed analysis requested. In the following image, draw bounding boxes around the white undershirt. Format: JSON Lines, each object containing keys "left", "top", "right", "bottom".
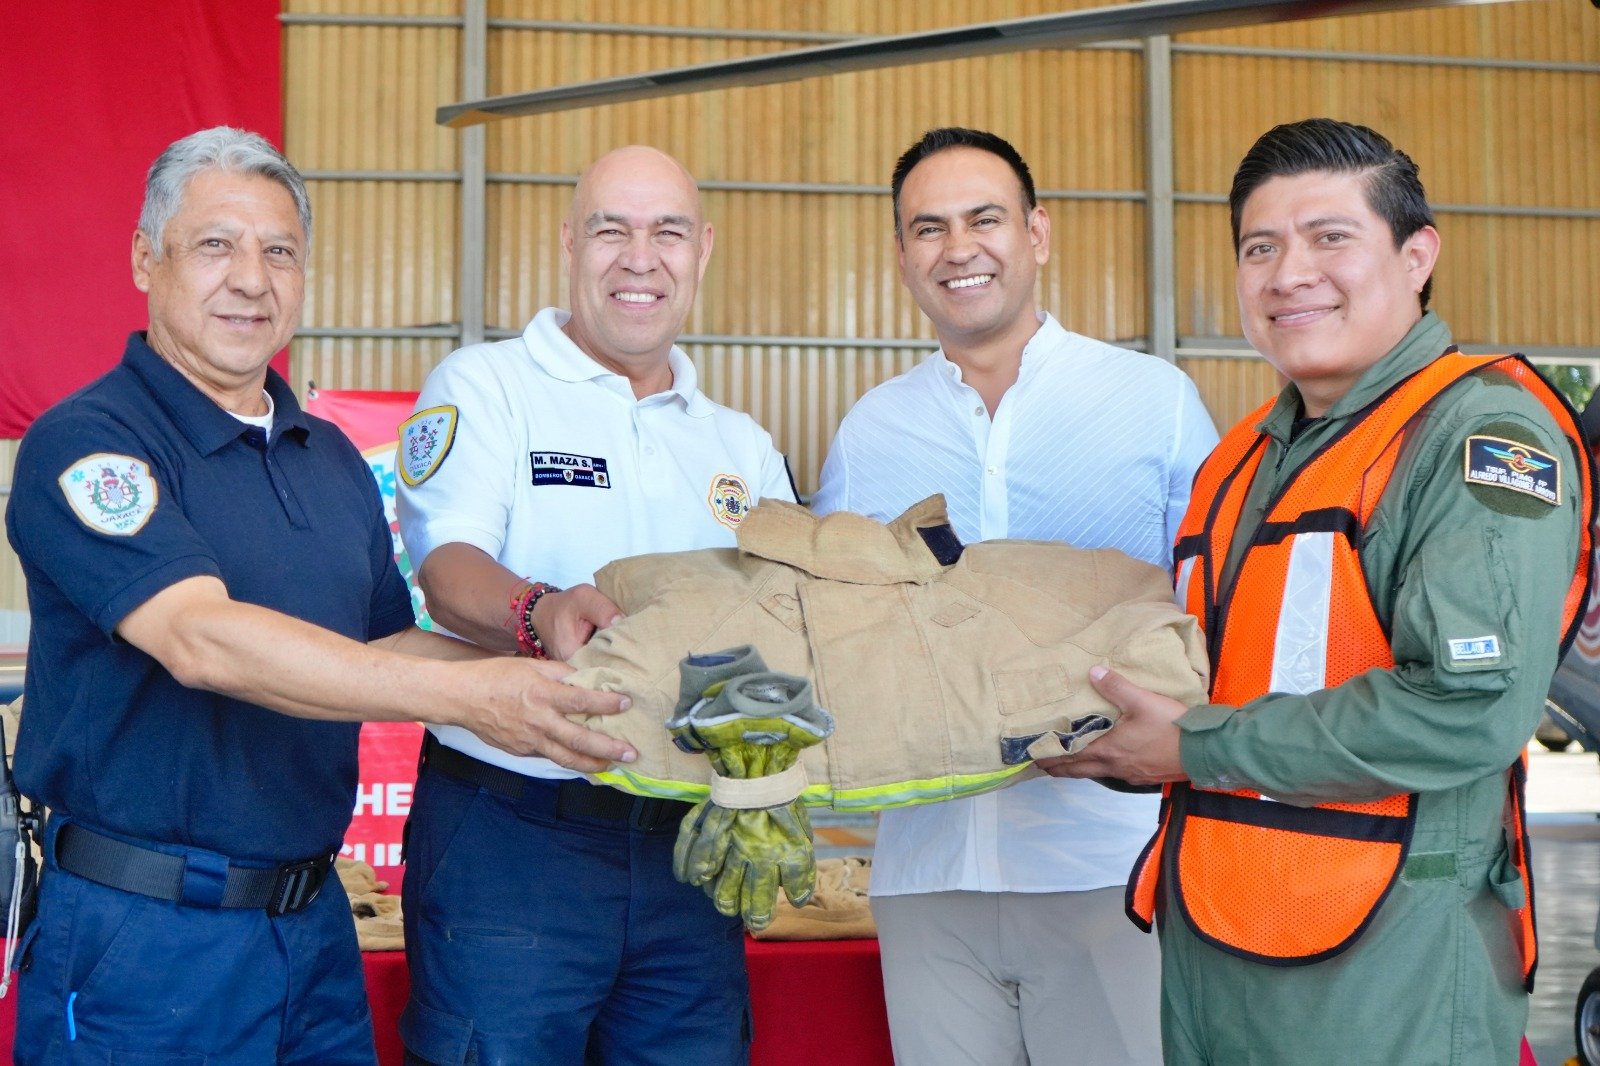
{"left": 225, "top": 391, "right": 275, "bottom": 433}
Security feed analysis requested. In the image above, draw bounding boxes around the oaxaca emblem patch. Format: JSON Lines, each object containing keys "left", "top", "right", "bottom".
{"left": 59, "top": 454, "right": 158, "bottom": 536}
{"left": 707, "top": 473, "right": 751, "bottom": 529}
{"left": 1463, "top": 435, "right": 1560, "bottom": 506}
{"left": 530, "top": 451, "right": 610, "bottom": 489}
{"left": 399, "top": 406, "right": 457, "bottom": 487}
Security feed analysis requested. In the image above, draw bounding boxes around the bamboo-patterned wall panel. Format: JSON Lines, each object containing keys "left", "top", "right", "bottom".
{"left": 297, "top": 180, "right": 459, "bottom": 330}
{"left": 486, "top": 0, "right": 1128, "bottom": 35}
{"left": 285, "top": 24, "right": 461, "bottom": 171}
{"left": 484, "top": 44, "right": 1144, "bottom": 190}
{"left": 1177, "top": 357, "right": 1284, "bottom": 435}
{"left": 1174, "top": 59, "right": 1600, "bottom": 212}
{"left": 1188, "top": 0, "right": 1600, "bottom": 61}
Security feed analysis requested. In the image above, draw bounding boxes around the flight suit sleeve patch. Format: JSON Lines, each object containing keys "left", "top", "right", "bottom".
{"left": 1398, "top": 526, "right": 1516, "bottom": 687}
{"left": 398, "top": 405, "right": 458, "bottom": 486}
{"left": 57, "top": 453, "right": 159, "bottom": 536}
{"left": 1463, "top": 434, "right": 1560, "bottom": 507}
{"left": 1446, "top": 634, "right": 1502, "bottom": 666}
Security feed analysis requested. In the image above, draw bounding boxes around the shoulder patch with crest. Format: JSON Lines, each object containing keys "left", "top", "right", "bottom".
{"left": 59, "top": 454, "right": 159, "bottom": 536}
{"left": 399, "top": 406, "right": 458, "bottom": 486}
{"left": 1463, "top": 434, "right": 1560, "bottom": 506}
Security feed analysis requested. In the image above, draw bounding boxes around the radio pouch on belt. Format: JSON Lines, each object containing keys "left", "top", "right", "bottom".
{"left": 0, "top": 715, "right": 40, "bottom": 997}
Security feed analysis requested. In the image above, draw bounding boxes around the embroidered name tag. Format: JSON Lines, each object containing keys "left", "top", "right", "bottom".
{"left": 531, "top": 451, "right": 610, "bottom": 488}
{"left": 59, "top": 453, "right": 159, "bottom": 535}
{"left": 399, "top": 406, "right": 457, "bottom": 486}
{"left": 1448, "top": 635, "right": 1502, "bottom": 662}
{"left": 1463, "top": 435, "right": 1560, "bottom": 505}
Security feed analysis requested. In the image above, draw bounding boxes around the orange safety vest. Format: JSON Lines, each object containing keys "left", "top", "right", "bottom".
{"left": 1128, "top": 351, "right": 1593, "bottom": 989}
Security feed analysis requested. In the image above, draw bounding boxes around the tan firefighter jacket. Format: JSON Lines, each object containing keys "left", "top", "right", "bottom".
{"left": 570, "top": 495, "right": 1208, "bottom": 810}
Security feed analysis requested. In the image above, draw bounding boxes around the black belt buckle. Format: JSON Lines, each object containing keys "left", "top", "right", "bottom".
{"left": 268, "top": 857, "right": 329, "bottom": 917}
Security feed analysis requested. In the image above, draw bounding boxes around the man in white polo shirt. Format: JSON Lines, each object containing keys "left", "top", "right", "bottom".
{"left": 395, "top": 146, "right": 793, "bottom": 1066}
{"left": 812, "top": 128, "right": 1218, "bottom": 1065}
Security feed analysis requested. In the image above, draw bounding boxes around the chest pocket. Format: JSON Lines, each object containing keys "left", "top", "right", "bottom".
{"left": 794, "top": 581, "right": 949, "bottom": 796}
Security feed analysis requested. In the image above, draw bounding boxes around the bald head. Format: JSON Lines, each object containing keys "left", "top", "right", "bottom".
{"left": 570, "top": 146, "right": 702, "bottom": 231}
{"left": 560, "top": 146, "right": 714, "bottom": 392}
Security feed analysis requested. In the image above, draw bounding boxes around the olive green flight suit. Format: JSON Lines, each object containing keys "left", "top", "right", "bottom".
{"left": 1165, "top": 313, "right": 1588, "bottom": 1065}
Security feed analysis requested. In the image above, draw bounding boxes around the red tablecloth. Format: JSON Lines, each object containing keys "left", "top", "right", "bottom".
{"left": 0, "top": 934, "right": 890, "bottom": 1064}
{"left": 364, "top": 937, "right": 892, "bottom": 1066}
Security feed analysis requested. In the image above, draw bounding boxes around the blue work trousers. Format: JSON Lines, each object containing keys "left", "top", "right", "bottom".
{"left": 13, "top": 820, "right": 375, "bottom": 1065}
{"left": 399, "top": 765, "right": 751, "bottom": 1066}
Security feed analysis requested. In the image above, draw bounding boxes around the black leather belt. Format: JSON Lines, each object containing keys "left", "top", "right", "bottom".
{"left": 53, "top": 821, "right": 332, "bottom": 917}
{"left": 421, "top": 734, "right": 692, "bottom": 833}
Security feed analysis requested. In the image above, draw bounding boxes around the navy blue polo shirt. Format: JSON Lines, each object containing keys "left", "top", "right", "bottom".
{"left": 4, "top": 333, "right": 415, "bottom": 861}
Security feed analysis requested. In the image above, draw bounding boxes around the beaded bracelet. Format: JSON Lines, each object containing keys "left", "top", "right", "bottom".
{"left": 509, "top": 580, "right": 562, "bottom": 659}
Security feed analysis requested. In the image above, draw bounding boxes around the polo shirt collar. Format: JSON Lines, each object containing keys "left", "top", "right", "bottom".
{"left": 123, "top": 332, "right": 312, "bottom": 455}
{"left": 523, "top": 307, "right": 713, "bottom": 416}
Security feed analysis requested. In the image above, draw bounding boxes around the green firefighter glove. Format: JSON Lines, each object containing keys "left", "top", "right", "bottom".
{"left": 708, "top": 801, "right": 816, "bottom": 931}
{"left": 667, "top": 665, "right": 834, "bottom": 930}
{"left": 673, "top": 799, "right": 737, "bottom": 888}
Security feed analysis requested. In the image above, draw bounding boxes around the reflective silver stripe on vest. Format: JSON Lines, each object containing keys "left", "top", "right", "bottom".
{"left": 1269, "top": 531, "right": 1334, "bottom": 695}
{"left": 1175, "top": 555, "right": 1198, "bottom": 611}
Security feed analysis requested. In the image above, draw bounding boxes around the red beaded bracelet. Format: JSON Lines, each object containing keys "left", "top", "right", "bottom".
{"left": 509, "top": 580, "right": 562, "bottom": 659}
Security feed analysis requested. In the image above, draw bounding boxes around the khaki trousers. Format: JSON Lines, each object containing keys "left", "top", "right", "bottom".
{"left": 872, "top": 887, "right": 1161, "bottom": 1066}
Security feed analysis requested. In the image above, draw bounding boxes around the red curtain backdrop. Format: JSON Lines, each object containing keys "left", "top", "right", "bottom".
{"left": 0, "top": 1, "right": 283, "bottom": 438}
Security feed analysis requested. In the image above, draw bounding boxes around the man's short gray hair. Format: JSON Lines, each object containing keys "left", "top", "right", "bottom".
{"left": 138, "top": 127, "right": 312, "bottom": 259}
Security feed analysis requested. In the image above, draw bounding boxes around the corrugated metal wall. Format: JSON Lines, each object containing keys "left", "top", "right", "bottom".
{"left": 275, "top": 0, "right": 1600, "bottom": 475}
{"left": 2, "top": 0, "right": 1597, "bottom": 621}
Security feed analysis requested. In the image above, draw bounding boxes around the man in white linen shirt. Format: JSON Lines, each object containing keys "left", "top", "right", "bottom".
{"left": 811, "top": 126, "right": 1218, "bottom": 1066}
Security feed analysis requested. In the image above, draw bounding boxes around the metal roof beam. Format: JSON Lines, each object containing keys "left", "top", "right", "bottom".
{"left": 437, "top": 0, "right": 1522, "bottom": 126}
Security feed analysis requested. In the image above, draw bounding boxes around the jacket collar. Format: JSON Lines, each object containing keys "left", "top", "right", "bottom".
{"left": 737, "top": 495, "right": 960, "bottom": 585}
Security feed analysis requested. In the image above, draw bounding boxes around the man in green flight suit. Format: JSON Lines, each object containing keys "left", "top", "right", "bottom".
{"left": 1049, "top": 117, "right": 1593, "bottom": 1064}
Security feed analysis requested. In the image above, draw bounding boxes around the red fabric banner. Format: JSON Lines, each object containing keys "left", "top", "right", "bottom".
{"left": 306, "top": 388, "right": 420, "bottom": 452}
{"left": 0, "top": 1, "right": 283, "bottom": 438}
{"left": 307, "top": 388, "right": 424, "bottom": 882}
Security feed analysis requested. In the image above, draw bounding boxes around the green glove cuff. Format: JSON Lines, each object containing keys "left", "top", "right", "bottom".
{"left": 670, "top": 671, "right": 835, "bottom": 751}
{"left": 672, "top": 646, "right": 769, "bottom": 720}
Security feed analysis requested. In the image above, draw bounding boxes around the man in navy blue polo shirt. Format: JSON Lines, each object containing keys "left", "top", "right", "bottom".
{"left": 3, "top": 127, "right": 638, "bottom": 1066}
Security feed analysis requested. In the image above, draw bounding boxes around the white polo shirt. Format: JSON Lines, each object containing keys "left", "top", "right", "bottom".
{"left": 396, "top": 307, "right": 795, "bottom": 778}
{"left": 812, "top": 312, "right": 1218, "bottom": 895}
